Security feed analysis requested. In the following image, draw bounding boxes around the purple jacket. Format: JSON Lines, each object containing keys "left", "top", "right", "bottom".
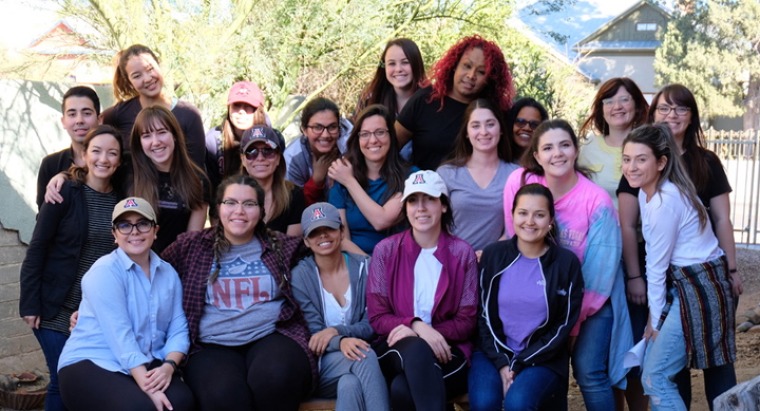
{"left": 367, "top": 229, "right": 478, "bottom": 360}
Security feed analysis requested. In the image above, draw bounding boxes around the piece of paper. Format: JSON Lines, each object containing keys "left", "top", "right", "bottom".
{"left": 624, "top": 339, "right": 647, "bottom": 368}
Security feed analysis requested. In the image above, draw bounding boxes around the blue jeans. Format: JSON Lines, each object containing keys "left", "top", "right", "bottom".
{"left": 468, "top": 350, "right": 567, "bottom": 411}
{"left": 642, "top": 295, "right": 688, "bottom": 411}
{"left": 571, "top": 301, "right": 614, "bottom": 411}
{"left": 33, "top": 328, "right": 69, "bottom": 411}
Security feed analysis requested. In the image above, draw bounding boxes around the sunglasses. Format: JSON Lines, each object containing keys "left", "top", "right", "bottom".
{"left": 243, "top": 147, "right": 278, "bottom": 160}
{"left": 515, "top": 118, "right": 541, "bottom": 129}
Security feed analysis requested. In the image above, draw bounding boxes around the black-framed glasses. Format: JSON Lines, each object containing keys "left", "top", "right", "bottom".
{"left": 219, "top": 199, "right": 260, "bottom": 210}
{"left": 515, "top": 118, "right": 540, "bottom": 129}
{"left": 243, "top": 147, "right": 278, "bottom": 160}
{"left": 656, "top": 105, "right": 691, "bottom": 116}
{"left": 114, "top": 220, "right": 155, "bottom": 235}
{"left": 358, "top": 129, "right": 389, "bottom": 139}
{"left": 307, "top": 124, "right": 340, "bottom": 134}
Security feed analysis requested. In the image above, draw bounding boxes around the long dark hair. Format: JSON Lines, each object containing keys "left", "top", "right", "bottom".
{"left": 647, "top": 84, "right": 712, "bottom": 194}
{"left": 445, "top": 98, "right": 512, "bottom": 166}
{"left": 580, "top": 77, "right": 648, "bottom": 137}
{"left": 210, "top": 174, "right": 268, "bottom": 282}
{"left": 511, "top": 183, "right": 557, "bottom": 244}
{"left": 357, "top": 38, "right": 427, "bottom": 116}
{"left": 130, "top": 105, "right": 205, "bottom": 213}
{"left": 624, "top": 124, "right": 708, "bottom": 229}
{"left": 344, "top": 105, "right": 407, "bottom": 202}
{"left": 505, "top": 97, "right": 548, "bottom": 160}
{"left": 520, "top": 119, "right": 592, "bottom": 185}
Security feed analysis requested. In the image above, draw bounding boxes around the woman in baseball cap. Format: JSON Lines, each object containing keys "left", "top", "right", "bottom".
{"left": 57, "top": 197, "right": 194, "bottom": 411}
{"left": 291, "top": 202, "right": 389, "bottom": 411}
{"left": 366, "top": 169, "right": 477, "bottom": 410}
{"left": 240, "top": 125, "right": 306, "bottom": 236}
{"left": 206, "top": 81, "right": 270, "bottom": 199}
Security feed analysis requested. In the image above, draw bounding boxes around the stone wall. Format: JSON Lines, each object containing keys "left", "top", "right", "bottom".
{"left": 0, "top": 222, "right": 43, "bottom": 373}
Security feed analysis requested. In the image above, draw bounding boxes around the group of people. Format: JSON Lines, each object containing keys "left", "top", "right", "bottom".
{"left": 18, "top": 32, "right": 740, "bottom": 411}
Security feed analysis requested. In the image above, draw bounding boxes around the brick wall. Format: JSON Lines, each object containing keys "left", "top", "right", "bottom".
{"left": 0, "top": 222, "right": 44, "bottom": 374}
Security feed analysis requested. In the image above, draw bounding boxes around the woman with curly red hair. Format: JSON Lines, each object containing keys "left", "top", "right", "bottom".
{"left": 395, "top": 35, "right": 514, "bottom": 170}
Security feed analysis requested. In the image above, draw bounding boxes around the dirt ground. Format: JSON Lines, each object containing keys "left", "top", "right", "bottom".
{"left": 568, "top": 247, "right": 760, "bottom": 411}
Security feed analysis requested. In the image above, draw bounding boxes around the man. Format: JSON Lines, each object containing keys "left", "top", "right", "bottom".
{"left": 36, "top": 86, "right": 101, "bottom": 209}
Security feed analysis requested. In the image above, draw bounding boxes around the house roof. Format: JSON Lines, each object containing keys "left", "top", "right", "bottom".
{"left": 572, "top": 0, "right": 671, "bottom": 50}
{"left": 26, "top": 19, "right": 109, "bottom": 57}
{"left": 575, "top": 40, "right": 661, "bottom": 52}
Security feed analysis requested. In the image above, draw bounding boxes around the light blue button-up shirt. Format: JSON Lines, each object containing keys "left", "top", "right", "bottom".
{"left": 58, "top": 248, "right": 189, "bottom": 374}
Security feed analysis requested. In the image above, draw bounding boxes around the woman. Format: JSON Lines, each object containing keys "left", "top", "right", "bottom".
{"left": 503, "top": 120, "right": 632, "bottom": 411}
{"left": 506, "top": 97, "right": 549, "bottom": 161}
{"left": 356, "top": 38, "right": 427, "bottom": 161}
{"left": 57, "top": 197, "right": 194, "bottom": 411}
{"left": 206, "top": 81, "right": 269, "bottom": 197}
{"left": 162, "top": 174, "right": 316, "bottom": 411}
{"left": 131, "top": 105, "right": 209, "bottom": 253}
{"left": 20, "top": 125, "right": 124, "bottom": 411}
{"left": 578, "top": 77, "right": 649, "bottom": 410}
{"left": 622, "top": 124, "right": 736, "bottom": 410}
{"left": 396, "top": 35, "right": 515, "bottom": 170}
{"left": 437, "top": 98, "right": 519, "bottom": 252}
{"left": 579, "top": 77, "right": 649, "bottom": 207}
{"left": 367, "top": 170, "right": 477, "bottom": 411}
{"left": 618, "top": 84, "right": 741, "bottom": 408}
{"left": 102, "top": 44, "right": 206, "bottom": 167}
{"left": 328, "top": 104, "right": 411, "bottom": 255}
{"left": 284, "top": 97, "right": 350, "bottom": 205}
{"left": 469, "top": 183, "right": 583, "bottom": 411}
{"left": 291, "top": 202, "right": 389, "bottom": 411}
{"left": 241, "top": 125, "right": 305, "bottom": 236}
{"left": 356, "top": 38, "right": 427, "bottom": 119}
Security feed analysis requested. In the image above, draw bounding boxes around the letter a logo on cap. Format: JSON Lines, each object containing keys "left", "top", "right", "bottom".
{"left": 311, "top": 207, "right": 326, "bottom": 221}
{"left": 124, "top": 198, "right": 139, "bottom": 209}
{"left": 252, "top": 127, "right": 265, "bottom": 138}
{"left": 413, "top": 174, "right": 426, "bottom": 185}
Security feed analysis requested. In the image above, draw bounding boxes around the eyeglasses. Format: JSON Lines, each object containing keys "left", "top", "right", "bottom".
{"left": 656, "top": 105, "right": 691, "bottom": 116}
{"left": 602, "top": 96, "right": 633, "bottom": 106}
{"left": 515, "top": 118, "right": 540, "bottom": 129}
{"left": 113, "top": 220, "right": 155, "bottom": 235}
{"left": 358, "top": 129, "right": 389, "bottom": 139}
{"left": 307, "top": 124, "right": 340, "bottom": 134}
{"left": 243, "top": 147, "right": 278, "bottom": 160}
{"left": 220, "top": 199, "right": 260, "bottom": 210}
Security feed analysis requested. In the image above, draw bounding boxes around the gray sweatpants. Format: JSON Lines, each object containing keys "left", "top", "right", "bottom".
{"left": 317, "top": 348, "right": 390, "bottom": 411}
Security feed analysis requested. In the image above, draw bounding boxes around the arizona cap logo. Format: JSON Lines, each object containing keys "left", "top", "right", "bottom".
{"left": 235, "top": 87, "right": 250, "bottom": 96}
{"left": 252, "top": 127, "right": 265, "bottom": 138}
{"left": 311, "top": 207, "right": 326, "bottom": 221}
{"left": 413, "top": 174, "right": 426, "bottom": 184}
{"left": 124, "top": 198, "right": 139, "bottom": 208}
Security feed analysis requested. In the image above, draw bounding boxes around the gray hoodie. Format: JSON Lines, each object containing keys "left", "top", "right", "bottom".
{"left": 291, "top": 252, "right": 374, "bottom": 353}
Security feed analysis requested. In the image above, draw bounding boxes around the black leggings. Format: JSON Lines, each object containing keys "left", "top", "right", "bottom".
{"left": 375, "top": 336, "right": 468, "bottom": 411}
{"left": 184, "top": 332, "right": 312, "bottom": 411}
{"left": 59, "top": 360, "right": 194, "bottom": 411}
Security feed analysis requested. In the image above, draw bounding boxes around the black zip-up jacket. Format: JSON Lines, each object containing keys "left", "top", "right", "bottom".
{"left": 477, "top": 236, "right": 584, "bottom": 378}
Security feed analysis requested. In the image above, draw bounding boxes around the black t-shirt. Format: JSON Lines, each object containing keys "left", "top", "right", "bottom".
{"left": 617, "top": 148, "right": 731, "bottom": 226}
{"left": 102, "top": 97, "right": 207, "bottom": 169}
{"left": 397, "top": 87, "right": 468, "bottom": 170}
{"left": 153, "top": 171, "right": 211, "bottom": 253}
{"left": 267, "top": 184, "right": 305, "bottom": 234}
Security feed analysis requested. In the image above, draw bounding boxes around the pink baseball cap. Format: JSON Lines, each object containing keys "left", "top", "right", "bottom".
{"left": 227, "top": 81, "right": 264, "bottom": 108}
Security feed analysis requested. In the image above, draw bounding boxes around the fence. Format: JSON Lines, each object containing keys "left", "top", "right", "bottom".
{"left": 705, "top": 128, "right": 760, "bottom": 245}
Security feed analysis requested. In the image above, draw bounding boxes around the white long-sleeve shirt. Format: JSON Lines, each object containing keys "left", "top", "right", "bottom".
{"left": 639, "top": 180, "right": 723, "bottom": 327}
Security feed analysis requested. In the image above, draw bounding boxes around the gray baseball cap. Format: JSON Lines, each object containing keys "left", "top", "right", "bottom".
{"left": 301, "top": 202, "right": 342, "bottom": 237}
